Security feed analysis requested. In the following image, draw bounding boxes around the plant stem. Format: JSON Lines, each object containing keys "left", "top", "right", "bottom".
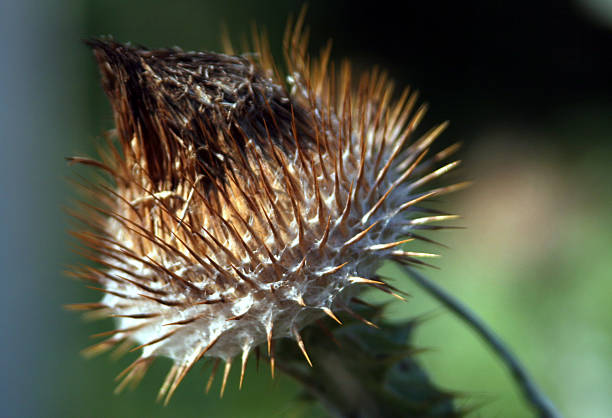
{"left": 401, "top": 266, "right": 561, "bottom": 418}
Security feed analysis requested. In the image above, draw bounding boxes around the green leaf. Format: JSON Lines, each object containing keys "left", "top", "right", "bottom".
{"left": 275, "top": 306, "right": 462, "bottom": 418}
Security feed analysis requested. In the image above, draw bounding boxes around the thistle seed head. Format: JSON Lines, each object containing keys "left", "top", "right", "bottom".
{"left": 68, "top": 18, "right": 463, "bottom": 401}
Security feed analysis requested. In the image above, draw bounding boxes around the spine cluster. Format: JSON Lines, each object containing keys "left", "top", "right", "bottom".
{"left": 68, "top": 16, "right": 463, "bottom": 402}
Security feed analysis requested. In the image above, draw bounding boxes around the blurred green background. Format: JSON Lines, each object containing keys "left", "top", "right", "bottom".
{"left": 1, "top": 0, "right": 611, "bottom": 417}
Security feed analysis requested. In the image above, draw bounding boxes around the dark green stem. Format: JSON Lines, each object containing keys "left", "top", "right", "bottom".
{"left": 402, "top": 266, "right": 561, "bottom": 418}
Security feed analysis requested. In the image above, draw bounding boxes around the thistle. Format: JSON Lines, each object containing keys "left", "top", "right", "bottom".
{"left": 68, "top": 14, "right": 465, "bottom": 406}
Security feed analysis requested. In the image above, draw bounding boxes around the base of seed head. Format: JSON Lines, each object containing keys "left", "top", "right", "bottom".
{"left": 67, "top": 13, "right": 464, "bottom": 403}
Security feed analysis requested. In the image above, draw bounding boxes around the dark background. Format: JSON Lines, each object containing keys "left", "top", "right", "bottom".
{"left": 1, "top": 0, "right": 611, "bottom": 417}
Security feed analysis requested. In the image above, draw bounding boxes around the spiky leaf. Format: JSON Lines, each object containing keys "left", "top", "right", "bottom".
{"left": 275, "top": 306, "right": 461, "bottom": 418}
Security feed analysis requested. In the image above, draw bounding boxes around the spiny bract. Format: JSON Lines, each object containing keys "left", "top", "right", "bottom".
{"left": 68, "top": 17, "right": 464, "bottom": 403}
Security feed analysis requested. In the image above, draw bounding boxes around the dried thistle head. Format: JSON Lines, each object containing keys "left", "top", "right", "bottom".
{"left": 68, "top": 15, "right": 463, "bottom": 403}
